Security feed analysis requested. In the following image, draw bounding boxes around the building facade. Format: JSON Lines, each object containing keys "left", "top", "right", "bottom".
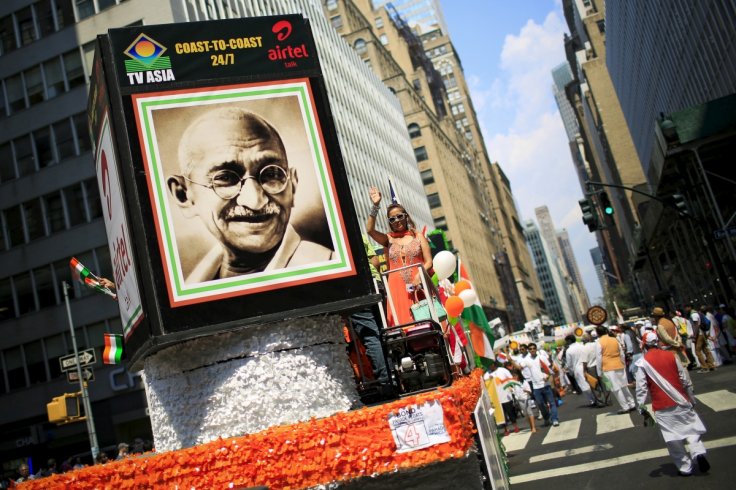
{"left": 0, "top": 0, "right": 434, "bottom": 471}
{"left": 524, "top": 220, "right": 569, "bottom": 326}
{"left": 605, "top": 0, "right": 736, "bottom": 185}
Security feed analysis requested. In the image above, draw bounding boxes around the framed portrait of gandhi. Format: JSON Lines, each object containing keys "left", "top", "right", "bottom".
{"left": 132, "top": 78, "right": 355, "bottom": 306}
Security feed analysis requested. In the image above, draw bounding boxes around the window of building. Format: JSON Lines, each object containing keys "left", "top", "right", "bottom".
{"left": 45, "top": 334, "right": 66, "bottom": 379}
{"left": 85, "top": 178, "right": 102, "bottom": 219}
{"left": 375, "top": 17, "right": 384, "bottom": 28}
{"left": 412, "top": 79, "right": 421, "bottom": 91}
{"left": 420, "top": 169, "right": 434, "bottom": 185}
{"left": 56, "top": 0, "right": 76, "bottom": 29}
{"left": 5, "top": 74, "right": 26, "bottom": 113}
{"left": 451, "top": 102, "right": 465, "bottom": 115}
{"left": 96, "top": 245, "right": 113, "bottom": 278}
{"left": 414, "top": 146, "right": 428, "bottom": 162}
{"left": 407, "top": 123, "right": 421, "bottom": 138}
{"left": 433, "top": 216, "right": 447, "bottom": 230}
{"left": 34, "top": 265, "right": 57, "bottom": 308}
{"left": 44, "top": 57, "right": 66, "bottom": 98}
{"left": 87, "top": 321, "right": 108, "bottom": 348}
{"left": 597, "top": 20, "right": 605, "bottom": 33}
{"left": 16, "top": 7, "right": 37, "bottom": 47}
{"left": 64, "top": 183, "right": 87, "bottom": 227}
{"left": 75, "top": 0, "right": 96, "bottom": 20}
{"left": 73, "top": 113, "right": 91, "bottom": 153}
{"left": 5, "top": 346, "right": 27, "bottom": 390}
{"left": 14, "top": 271, "right": 36, "bottom": 314}
{"left": 63, "top": 50, "right": 85, "bottom": 88}
{"left": 36, "top": 0, "right": 57, "bottom": 37}
{"left": 82, "top": 40, "right": 96, "bottom": 78}
{"left": 326, "top": 0, "right": 338, "bottom": 11}
{"left": 354, "top": 38, "right": 367, "bottom": 55}
{"left": 0, "top": 143, "right": 13, "bottom": 182}
{"left": 53, "top": 118, "right": 76, "bottom": 160}
{"left": 0, "top": 278, "right": 14, "bottom": 319}
{"left": 4, "top": 206, "right": 24, "bottom": 247}
{"left": 25, "top": 340, "right": 47, "bottom": 385}
{"left": 33, "top": 126, "right": 54, "bottom": 168}
{"left": 14, "top": 135, "right": 36, "bottom": 177}
{"left": 0, "top": 15, "right": 16, "bottom": 55}
{"left": 44, "top": 191, "right": 66, "bottom": 232}
{"left": 23, "top": 199, "right": 45, "bottom": 241}
{"left": 427, "top": 193, "right": 441, "bottom": 209}
{"left": 330, "top": 15, "right": 342, "bottom": 30}
{"left": 380, "top": 34, "right": 388, "bottom": 45}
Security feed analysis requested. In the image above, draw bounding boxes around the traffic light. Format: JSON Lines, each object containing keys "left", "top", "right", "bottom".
{"left": 599, "top": 192, "right": 614, "bottom": 216}
{"left": 672, "top": 193, "right": 689, "bottom": 216}
{"left": 47, "top": 393, "right": 82, "bottom": 424}
{"left": 579, "top": 197, "right": 599, "bottom": 232}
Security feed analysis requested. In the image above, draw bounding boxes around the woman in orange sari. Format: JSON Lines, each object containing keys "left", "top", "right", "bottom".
{"left": 366, "top": 186, "right": 432, "bottom": 326}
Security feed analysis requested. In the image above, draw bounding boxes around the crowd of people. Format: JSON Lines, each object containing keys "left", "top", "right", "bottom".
{"left": 485, "top": 302, "right": 730, "bottom": 476}
{"left": 2, "top": 438, "right": 152, "bottom": 487}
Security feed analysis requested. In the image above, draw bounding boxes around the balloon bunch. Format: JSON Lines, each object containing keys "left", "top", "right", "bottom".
{"left": 432, "top": 251, "right": 478, "bottom": 321}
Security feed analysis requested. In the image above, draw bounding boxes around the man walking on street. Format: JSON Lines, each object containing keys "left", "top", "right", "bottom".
{"left": 516, "top": 343, "right": 560, "bottom": 427}
{"left": 596, "top": 325, "right": 636, "bottom": 414}
{"left": 635, "top": 331, "right": 710, "bottom": 477}
{"left": 687, "top": 304, "right": 716, "bottom": 372}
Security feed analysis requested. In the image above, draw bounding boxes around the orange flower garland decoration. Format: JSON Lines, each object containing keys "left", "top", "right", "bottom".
{"left": 21, "top": 370, "right": 482, "bottom": 490}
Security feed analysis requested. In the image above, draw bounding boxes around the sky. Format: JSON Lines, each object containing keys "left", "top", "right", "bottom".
{"left": 439, "top": 0, "right": 604, "bottom": 304}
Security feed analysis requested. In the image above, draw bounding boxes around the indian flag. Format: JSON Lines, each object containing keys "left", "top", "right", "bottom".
{"left": 69, "top": 257, "right": 116, "bottom": 299}
{"left": 458, "top": 258, "right": 495, "bottom": 369}
{"left": 103, "top": 333, "right": 124, "bottom": 364}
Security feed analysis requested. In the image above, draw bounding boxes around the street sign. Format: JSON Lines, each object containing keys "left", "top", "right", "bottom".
{"left": 713, "top": 226, "right": 736, "bottom": 240}
{"left": 59, "top": 349, "right": 97, "bottom": 372}
{"left": 66, "top": 368, "right": 95, "bottom": 384}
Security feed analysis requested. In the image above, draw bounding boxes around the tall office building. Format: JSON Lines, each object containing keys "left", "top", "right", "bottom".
{"left": 557, "top": 229, "right": 590, "bottom": 311}
{"left": 561, "top": 0, "right": 644, "bottom": 287}
{"left": 605, "top": 0, "right": 736, "bottom": 184}
{"left": 534, "top": 206, "right": 583, "bottom": 322}
{"left": 551, "top": 61, "right": 579, "bottom": 143}
{"left": 0, "top": 0, "right": 432, "bottom": 468}
{"left": 589, "top": 246, "right": 607, "bottom": 300}
{"left": 524, "top": 220, "right": 570, "bottom": 325}
{"left": 370, "top": 0, "right": 448, "bottom": 35}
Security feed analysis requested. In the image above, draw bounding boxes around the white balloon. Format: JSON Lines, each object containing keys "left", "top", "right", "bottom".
{"left": 459, "top": 288, "right": 477, "bottom": 307}
{"left": 433, "top": 251, "right": 457, "bottom": 280}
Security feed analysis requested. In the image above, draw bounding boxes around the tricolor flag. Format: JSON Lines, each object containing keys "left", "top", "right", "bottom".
{"left": 458, "top": 258, "right": 496, "bottom": 369}
{"left": 496, "top": 351, "right": 509, "bottom": 364}
{"left": 103, "top": 333, "right": 124, "bottom": 364}
{"left": 69, "top": 257, "right": 116, "bottom": 300}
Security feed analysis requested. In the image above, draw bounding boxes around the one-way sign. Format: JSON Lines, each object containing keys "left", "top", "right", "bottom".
{"left": 714, "top": 226, "right": 736, "bottom": 240}
{"left": 67, "top": 368, "right": 95, "bottom": 384}
{"left": 60, "top": 349, "right": 97, "bottom": 372}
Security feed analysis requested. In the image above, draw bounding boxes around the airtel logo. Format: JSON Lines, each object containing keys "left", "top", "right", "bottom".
{"left": 272, "top": 20, "right": 292, "bottom": 41}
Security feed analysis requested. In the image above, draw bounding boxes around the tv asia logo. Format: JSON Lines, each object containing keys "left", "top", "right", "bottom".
{"left": 123, "top": 33, "right": 176, "bottom": 85}
{"left": 268, "top": 20, "right": 309, "bottom": 68}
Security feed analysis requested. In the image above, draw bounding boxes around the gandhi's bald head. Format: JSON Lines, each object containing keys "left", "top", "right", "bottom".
{"left": 177, "top": 107, "right": 286, "bottom": 177}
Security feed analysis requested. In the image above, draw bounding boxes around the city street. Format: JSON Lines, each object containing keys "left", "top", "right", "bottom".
{"left": 505, "top": 365, "right": 736, "bottom": 489}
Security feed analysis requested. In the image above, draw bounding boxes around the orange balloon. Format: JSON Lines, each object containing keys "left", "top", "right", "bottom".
{"left": 445, "top": 295, "right": 465, "bottom": 317}
{"left": 455, "top": 280, "right": 472, "bottom": 294}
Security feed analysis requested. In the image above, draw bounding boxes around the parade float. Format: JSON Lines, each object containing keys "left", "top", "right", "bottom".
{"left": 25, "top": 15, "right": 509, "bottom": 489}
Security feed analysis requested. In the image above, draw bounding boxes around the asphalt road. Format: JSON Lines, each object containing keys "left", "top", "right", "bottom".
{"left": 504, "top": 363, "right": 736, "bottom": 489}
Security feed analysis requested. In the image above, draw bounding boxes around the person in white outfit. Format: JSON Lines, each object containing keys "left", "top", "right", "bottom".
{"left": 635, "top": 331, "right": 710, "bottom": 477}
{"left": 564, "top": 335, "right": 599, "bottom": 407}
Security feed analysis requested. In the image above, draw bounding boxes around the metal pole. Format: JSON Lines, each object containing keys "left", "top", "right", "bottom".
{"left": 63, "top": 281, "right": 99, "bottom": 460}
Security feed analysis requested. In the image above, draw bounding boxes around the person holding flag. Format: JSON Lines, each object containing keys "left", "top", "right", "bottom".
{"left": 69, "top": 257, "right": 117, "bottom": 299}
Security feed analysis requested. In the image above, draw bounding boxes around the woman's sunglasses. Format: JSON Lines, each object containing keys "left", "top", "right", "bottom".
{"left": 388, "top": 213, "right": 407, "bottom": 224}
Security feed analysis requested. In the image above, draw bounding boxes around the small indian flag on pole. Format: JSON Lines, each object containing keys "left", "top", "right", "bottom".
{"left": 103, "top": 333, "right": 124, "bottom": 364}
{"left": 69, "top": 257, "right": 116, "bottom": 300}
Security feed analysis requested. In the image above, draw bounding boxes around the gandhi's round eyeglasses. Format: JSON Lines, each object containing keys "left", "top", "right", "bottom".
{"left": 388, "top": 213, "right": 407, "bottom": 224}
{"left": 184, "top": 166, "right": 289, "bottom": 200}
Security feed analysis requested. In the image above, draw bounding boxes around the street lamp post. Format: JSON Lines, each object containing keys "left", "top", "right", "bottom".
{"left": 62, "top": 281, "right": 99, "bottom": 460}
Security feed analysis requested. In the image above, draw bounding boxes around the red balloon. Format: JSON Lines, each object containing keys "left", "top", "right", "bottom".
{"left": 455, "top": 280, "right": 471, "bottom": 294}
{"left": 445, "top": 295, "right": 465, "bottom": 317}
